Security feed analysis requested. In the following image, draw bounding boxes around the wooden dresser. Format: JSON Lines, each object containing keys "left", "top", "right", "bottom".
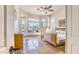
{"left": 14, "top": 34, "right": 23, "bottom": 49}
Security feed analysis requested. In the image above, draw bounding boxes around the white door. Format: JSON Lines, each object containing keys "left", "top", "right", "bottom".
{"left": 0, "top": 6, "right": 4, "bottom": 47}
{"left": 66, "top": 5, "right": 79, "bottom": 54}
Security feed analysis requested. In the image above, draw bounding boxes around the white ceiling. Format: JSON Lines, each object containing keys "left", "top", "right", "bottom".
{"left": 16, "top": 5, "right": 65, "bottom": 15}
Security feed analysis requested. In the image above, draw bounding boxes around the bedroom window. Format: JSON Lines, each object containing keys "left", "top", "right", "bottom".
{"left": 20, "top": 19, "right": 27, "bottom": 33}
{"left": 41, "top": 19, "right": 47, "bottom": 32}
{"left": 27, "top": 18, "right": 40, "bottom": 32}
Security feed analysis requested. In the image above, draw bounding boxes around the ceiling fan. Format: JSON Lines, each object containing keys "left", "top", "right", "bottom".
{"left": 37, "top": 5, "right": 54, "bottom": 14}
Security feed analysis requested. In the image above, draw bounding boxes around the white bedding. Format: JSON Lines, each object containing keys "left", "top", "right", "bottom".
{"left": 56, "top": 31, "right": 66, "bottom": 43}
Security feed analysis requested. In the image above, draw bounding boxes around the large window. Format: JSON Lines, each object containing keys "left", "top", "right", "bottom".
{"left": 41, "top": 22, "right": 47, "bottom": 28}
{"left": 20, "top": 20, "right": 27, "bottom": 33}
{"left": 41, "top": 19, "right": 47, "bottom": 32}
{"left": 20, "top": 18, "right": 48, "bottom": 33}
{"left": 21, "top": 20, "right": 25, "bottom": 31}
{"left": 28, "top": 20, "right": 40, "bottom": 32}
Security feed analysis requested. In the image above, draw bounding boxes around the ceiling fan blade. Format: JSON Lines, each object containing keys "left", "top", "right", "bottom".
{"left": 47, "top": 5, "right": 52, "bottom": 9}
{"left": 48, "top": 9, "right": 54, "bottom": 11}
{"left": 40, "top": 7, "right": 45, "bottom": 9}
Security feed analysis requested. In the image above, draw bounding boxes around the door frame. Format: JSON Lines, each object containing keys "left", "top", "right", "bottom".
{"left": 65, "top": 5, "right": 67, "bottom": 54}
{"left": 3, "top": 5, "right": 68, "bottom": 53}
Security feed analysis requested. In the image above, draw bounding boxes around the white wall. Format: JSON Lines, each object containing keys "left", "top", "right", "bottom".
{"left": 54, "top": 7, "right": 65, "bottom": 28}
{"left": 6, "top": 6, "right": 14, "bottom": 48}
{"left": 55, "top": 8, "right": 65, "bottom": 20}
{"left": 0, "top": 6, "right": 4, "bottom": 47}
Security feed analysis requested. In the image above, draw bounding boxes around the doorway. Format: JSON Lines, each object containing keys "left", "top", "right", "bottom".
{"left": 13, "top": 5, "right": 66, "bottom": 54}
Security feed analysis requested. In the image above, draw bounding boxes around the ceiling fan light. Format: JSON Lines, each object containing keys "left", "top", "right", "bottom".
{"left": 45, "top": 11, "right": 47, "bottom": 14}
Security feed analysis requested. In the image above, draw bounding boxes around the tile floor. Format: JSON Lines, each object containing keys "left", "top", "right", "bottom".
{"left": 15, "top": 36, "right": 65, "bottom": 54}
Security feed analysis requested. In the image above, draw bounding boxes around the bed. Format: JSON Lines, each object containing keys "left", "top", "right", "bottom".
{"left": 43, "top": 31, "right": 65, "bottom": 47}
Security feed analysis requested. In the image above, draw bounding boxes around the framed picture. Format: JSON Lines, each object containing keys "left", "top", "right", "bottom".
{"left": 59, "top": 19, "right": 66, "bottom": 27}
